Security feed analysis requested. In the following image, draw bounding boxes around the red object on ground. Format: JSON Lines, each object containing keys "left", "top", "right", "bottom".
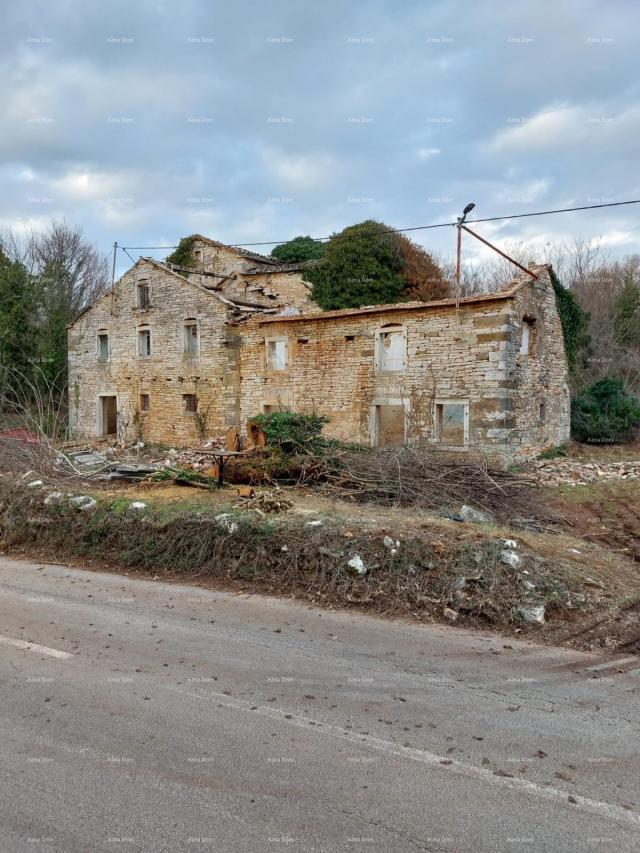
{"left": 0, "top": 428, "right": 41, "bottom": 444}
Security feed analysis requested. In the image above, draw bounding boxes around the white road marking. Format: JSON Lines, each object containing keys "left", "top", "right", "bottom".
{"left": 585, "top": 656, "right": 639, "bottom": 672}
{"left": 158, "top": 684, "right": 640, "bottom": 829}
{"left": 0, "top": 634, "right": 73, "bottom": 660}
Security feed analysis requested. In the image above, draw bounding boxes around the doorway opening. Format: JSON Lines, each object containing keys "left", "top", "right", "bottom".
{"left": 99, "top": 396, "right": 118, "bottom": 437}
{"left": 375, "top": 404, "right": 406, "bottom": 447}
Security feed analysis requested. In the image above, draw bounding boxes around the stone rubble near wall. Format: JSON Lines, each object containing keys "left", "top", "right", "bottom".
{"left": 533, "top": 459, "right": 640, "bottom": 485}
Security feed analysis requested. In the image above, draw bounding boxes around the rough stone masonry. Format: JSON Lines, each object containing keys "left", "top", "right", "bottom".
{"left": 67, "top": 235, "right": 570, "bottom": 462}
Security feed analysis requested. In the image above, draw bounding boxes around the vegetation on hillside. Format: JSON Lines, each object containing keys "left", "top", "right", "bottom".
{"left": 571, "top": 378, "right": 640, "bottom": 443}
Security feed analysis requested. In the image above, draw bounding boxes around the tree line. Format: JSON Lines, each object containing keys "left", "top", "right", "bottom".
{"left": 0, "top": 222, "right": 109, "bottom": 403}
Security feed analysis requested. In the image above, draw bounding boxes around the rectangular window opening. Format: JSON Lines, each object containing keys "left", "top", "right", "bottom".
{"left": 266, "top": 339, "right": 288, "bottom": 371}
{"left": 138, "top": 328, "right": 151, "bottom": 357}
{"left": 520, "top": 317, "right": 536, "bottom": 355}
{"left": 140, "top": 394, "right": 150, "bottom": 413}
{"left": 97, "top": 332, "right": 109, "bottom": 360}
{"left": 137, "top": 281, "right": 150, "bottom": 309}
{"left": 539, "top": 402, "right": 546, "bottom": 424}
{"left": 183, "top": 393, "right": 198, "bottom": 414}
{"left": 184, "top": 321, "right": 199, "bottom": 354}
{"left": 376, "top": 328, "right": 405, "bottom": 372}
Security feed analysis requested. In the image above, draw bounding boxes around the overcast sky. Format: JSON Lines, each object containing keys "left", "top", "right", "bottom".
{"left": 1, "top": 0, "right": 638, "bottom": 275}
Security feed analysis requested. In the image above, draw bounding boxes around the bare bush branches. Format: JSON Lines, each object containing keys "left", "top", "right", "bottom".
{"left": 322, "top": 445, "right": 535, "bottom": 519}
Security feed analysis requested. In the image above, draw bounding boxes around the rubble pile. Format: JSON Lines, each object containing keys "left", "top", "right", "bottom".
{"left": 534, "top": 459, "right": 640, "bottom": 486}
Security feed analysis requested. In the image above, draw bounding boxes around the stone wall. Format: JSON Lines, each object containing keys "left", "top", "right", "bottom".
{"left": 69, "top": 260, "right": 569, "bottom": 461}
{"left": 68, "top": 259, "right": 241, "bottom": 445}
{"left": 238, "top": 268, "right": 570, "bottom": 460}
{"left": 186, "top": 238, "right": 316, "bottom": 312}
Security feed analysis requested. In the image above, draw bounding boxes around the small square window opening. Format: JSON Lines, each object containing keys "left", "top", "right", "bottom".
{"left": 183, "top": 393, "right": 198, "bottom": 414}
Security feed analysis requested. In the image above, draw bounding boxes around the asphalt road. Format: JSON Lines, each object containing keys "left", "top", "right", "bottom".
{"left": 0, "top": 556, "right": 638, "bottom": 853}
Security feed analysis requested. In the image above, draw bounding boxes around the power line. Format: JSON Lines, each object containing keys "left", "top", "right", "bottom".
{"left": 119, "top": 197, "right": 640, "bottom": 253}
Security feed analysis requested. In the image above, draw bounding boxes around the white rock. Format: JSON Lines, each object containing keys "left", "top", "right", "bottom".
{"left": 127, "top": 501, "right": 147, "bottom": 513}
{"left": 69, "top": 495, "right": 97, "bottom": 512}
{"left": 516, "top": 605, "right": 545, "bottom": 625}
{"left": 460, "top": 504, "right": 490, "bottom": 523}
{"left": 215, "top": 513, "right": 238, "bottom": 534}
{"left": 347, "top": 554, "right": 368, "bottom": 576}
{"left": 44, "top": 491, "right": 64, "bottom": 506}
{"left": 500, "top": 549, "right": 521, "bottom": 569}
{"left": 26, "top": 480, "right": 43, "bottom": 489}
{"left": 502, "top": 539, "right": 518, "bottom": 549}
{"left": 305, "top": 520, "right": 323, "bottom": 527}
{"left": 382, "top": 536, "right": 400, "bottom": 553}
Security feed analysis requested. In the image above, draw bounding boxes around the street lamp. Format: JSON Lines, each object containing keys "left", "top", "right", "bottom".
{"left": 455, "top": 203, "right": 476, "bottom": 308}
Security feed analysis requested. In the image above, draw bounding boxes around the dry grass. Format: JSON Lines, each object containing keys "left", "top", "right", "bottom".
{"left": 0, "top": 478, "right": 613, "bottom": 633}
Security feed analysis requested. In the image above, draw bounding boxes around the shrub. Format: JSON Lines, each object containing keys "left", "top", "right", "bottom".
{"left": 165, "top": 235, "right": 198, "bottom": 268}
{"left": 250, "top": 412, "right": 329, "bottom": 454}
{"left": 571, "top": 378, "right": 640, "bottom": 443}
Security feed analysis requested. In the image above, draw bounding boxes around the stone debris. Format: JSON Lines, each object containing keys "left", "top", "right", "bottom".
{"left": 382, "top": 535, "right": 400, "bottom": 554}
{"left": 500, "top": 549, "right": 522, "bottom": 569}
{"left": 347, "top": 554, "right": 368, "bottom": 576}
{"left": 534, "top": 458, "right": 640, "bottom": 486}
{"left": 69, "top": 495, "right": 97, "bottom": 512}
{"left": 215, "top": 513, "right": 239, "bottom": 534}
{"left": 26, "top": 480, "right": 44, "bottom": 489}
{"left": 44, "top": 491, "right": 65, "bottom": 506}
{"left": 443, "top": 606, "right": 458, "bottom": 622}
{"left": 127, "top": 501, "right": 147, "bottom": 514}
{"left": 459, "top": 504, "right": 491, "bottom": 523}
{"left": 515, "top": 605, "right": 546, "bottom": 625}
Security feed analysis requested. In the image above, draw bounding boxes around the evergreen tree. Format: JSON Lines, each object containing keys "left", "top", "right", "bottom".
{"left": 271, "top": 235, "right": 325, "bottom": 264}
{"left": 304, "top": 221, "right": 406, "bottom": 310}
{"left": 0, "top": 252, "right": 39, "bottom": 394}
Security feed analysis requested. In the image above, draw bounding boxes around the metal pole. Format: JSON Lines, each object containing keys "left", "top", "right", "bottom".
{"left": 111, "top": 242, "right": 118, "bottom": 286}
{"left": 455, "top": 219, "right": 462, "bottom": 310}
{"left": 460, "top": 226, "right": 539, "bottom": 279}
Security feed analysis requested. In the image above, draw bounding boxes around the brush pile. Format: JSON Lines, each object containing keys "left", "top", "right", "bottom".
{"left": 323, "top": 445, "right": 535, "bottom": 520}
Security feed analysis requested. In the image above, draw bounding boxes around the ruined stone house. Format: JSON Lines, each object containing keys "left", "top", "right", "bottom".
{"left": 67, "top": 234, "right": 570, "bottom": 461}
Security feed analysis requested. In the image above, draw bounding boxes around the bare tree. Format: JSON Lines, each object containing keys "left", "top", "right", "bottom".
{"left": 28, "top": 220, "right": 109, "bottom": 319}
